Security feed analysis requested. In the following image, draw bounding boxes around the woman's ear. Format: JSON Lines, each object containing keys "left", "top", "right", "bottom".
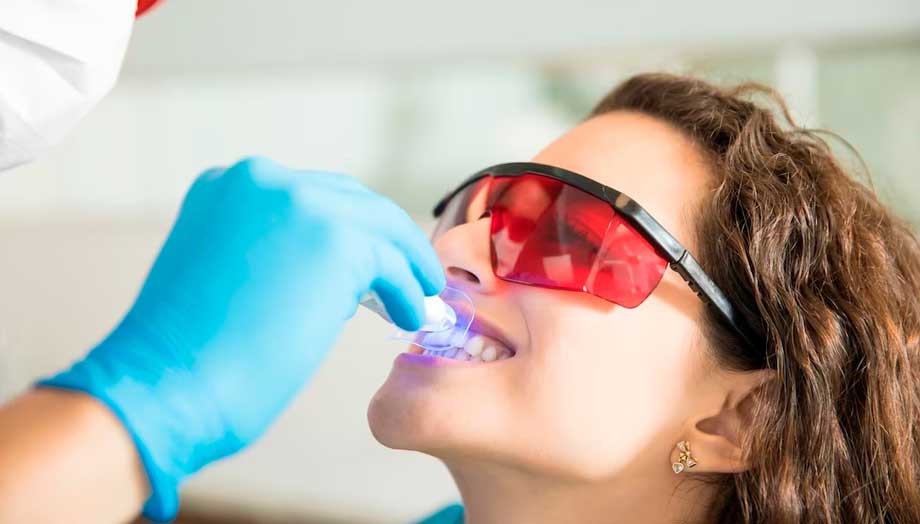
{"left": 671, "top": 368, "right": 774, "bottom": 474}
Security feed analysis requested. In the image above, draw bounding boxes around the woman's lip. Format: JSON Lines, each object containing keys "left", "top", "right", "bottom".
{"left": 467, "top": 316, "right": 518, "bottom": 356}
{"left": 395, "top": 351, "right": 474, "bottom": 367}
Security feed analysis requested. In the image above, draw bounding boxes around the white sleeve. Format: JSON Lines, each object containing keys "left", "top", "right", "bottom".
{"left": 0, "top": 0, "right": 135, "bottom": 171}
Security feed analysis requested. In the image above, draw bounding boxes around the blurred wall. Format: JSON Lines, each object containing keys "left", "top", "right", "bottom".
{"left": 1, "top": 1, "right": 918, "bottom": 522}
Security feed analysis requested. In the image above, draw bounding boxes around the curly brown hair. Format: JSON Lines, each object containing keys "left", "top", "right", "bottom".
{"left": 590, "top": 73, "right": 920, "bottom": 523}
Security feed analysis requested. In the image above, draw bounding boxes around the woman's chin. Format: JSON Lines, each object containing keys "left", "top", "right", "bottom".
{"left": 367, "top": 373, "right": 448, "bottom": 451}
{"left": 367, "top": 347, "right": 516, "bottom": 454}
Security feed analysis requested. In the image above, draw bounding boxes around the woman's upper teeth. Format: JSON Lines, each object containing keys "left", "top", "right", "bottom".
{"left": 463, "top": 334, "right": 513, "bottom": 362}
{"left": 419, "top": 333, "right": 513, "bottom": 362}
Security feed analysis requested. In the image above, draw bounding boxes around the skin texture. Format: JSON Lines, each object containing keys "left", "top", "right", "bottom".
{"left": 369, "top": 111, "right": 773, "bottom": 524}
{"left": 0, "top": 389, "right": 148, "bottom": 524}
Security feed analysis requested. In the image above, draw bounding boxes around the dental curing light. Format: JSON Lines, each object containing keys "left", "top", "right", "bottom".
{"left": 361, "top": 286, "right": 475, "bottom": 352}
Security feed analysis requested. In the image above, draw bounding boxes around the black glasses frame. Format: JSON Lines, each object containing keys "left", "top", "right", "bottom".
{"left": 433, "top": 162, "right": 757, "bottom": 348}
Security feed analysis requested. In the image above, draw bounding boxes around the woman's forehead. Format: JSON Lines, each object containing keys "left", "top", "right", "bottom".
{"left": 529, "top": 111, "right": 712, "bottom": 242}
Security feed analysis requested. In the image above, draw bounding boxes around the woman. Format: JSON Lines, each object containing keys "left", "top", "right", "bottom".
{"left": 369, "top": 73, "right": 920, "bottom": 523}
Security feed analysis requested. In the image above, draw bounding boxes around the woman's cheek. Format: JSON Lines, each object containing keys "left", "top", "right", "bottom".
{"left": 518, "top": 298, "right": 695, "bottom": 477}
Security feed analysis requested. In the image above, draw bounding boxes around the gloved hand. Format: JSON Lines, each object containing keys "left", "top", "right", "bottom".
{"left": 38, "top": 157, "right": 445, "bottom": 521}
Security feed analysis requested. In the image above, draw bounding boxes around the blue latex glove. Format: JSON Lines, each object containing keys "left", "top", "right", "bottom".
{"left": 38, "top": 157, "right": 445, "bottom": 521}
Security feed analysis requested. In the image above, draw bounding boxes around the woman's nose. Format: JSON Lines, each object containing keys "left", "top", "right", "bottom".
{"left": 434, "top": 217, "right": 499, "bottom": 294}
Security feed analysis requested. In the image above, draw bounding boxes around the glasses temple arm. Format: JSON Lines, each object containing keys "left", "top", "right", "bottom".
{"left": 670, "top": 251, "right": 756, "bottom": 348}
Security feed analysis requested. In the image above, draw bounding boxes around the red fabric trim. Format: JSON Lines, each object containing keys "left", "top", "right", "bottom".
{"left": 136, "top": 0, "right": 162, "bottom": 17}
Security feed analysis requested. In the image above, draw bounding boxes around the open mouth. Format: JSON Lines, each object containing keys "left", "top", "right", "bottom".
{"left": 410, "top": 332, "right": 515, "bottom": 363}
{"left": 407, "top": 310, "right": 518, "bottom": 365}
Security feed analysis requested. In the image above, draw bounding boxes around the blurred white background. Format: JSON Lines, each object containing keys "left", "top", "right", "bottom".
{"left": 1, "top": 1, "right": 918, "bottom": 522}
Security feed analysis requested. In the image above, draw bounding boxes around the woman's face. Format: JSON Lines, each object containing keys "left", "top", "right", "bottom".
{"left": 368, "top": 111, "right": 720, "bottom": 480}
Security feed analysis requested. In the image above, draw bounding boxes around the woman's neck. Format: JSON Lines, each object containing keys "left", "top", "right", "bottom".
{"left": 444, "top": 457, "right": 718, "bottom": 524}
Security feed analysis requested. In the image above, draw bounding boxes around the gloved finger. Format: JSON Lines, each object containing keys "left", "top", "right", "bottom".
{"left": 400, "top": 236, "right": 446, "bottom": 299}
{"left": 370, "top": 241, "right": 427, "bottom": 332}
{"left": 334, "top": 188, "right": 446, "bottom": 297}
{"left": 173, "top": 167, "right": 226, "bottom": 225}
{"left": 377, "top": 207, "right": 445, "bottom": 296}
{"left": 291, "top": 177, "right": 446, "bottom": 297}
{"left": 186, "top": 167, "right": 225, "bottom": 196}
{"left": 196, "top": 166, "right": 225, "bottom": 183}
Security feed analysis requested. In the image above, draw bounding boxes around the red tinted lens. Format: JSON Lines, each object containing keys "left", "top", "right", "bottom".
{"left": 587, "top": 213, "right": 669, "bottom": 307}
{"left": 489, "top": 174, "right": 610, "bottom": 290}
{"left": 488, "top": 174, "right": 667, "bottom": 307}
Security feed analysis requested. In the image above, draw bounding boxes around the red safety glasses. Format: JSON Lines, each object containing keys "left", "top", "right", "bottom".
{"left": 433, "top": 162, "right": 756, "bottom": 347}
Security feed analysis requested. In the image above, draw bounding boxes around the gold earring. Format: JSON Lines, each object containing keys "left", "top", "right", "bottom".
{"left": 671, "top": 440, "right": 698, "bottom": 474}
